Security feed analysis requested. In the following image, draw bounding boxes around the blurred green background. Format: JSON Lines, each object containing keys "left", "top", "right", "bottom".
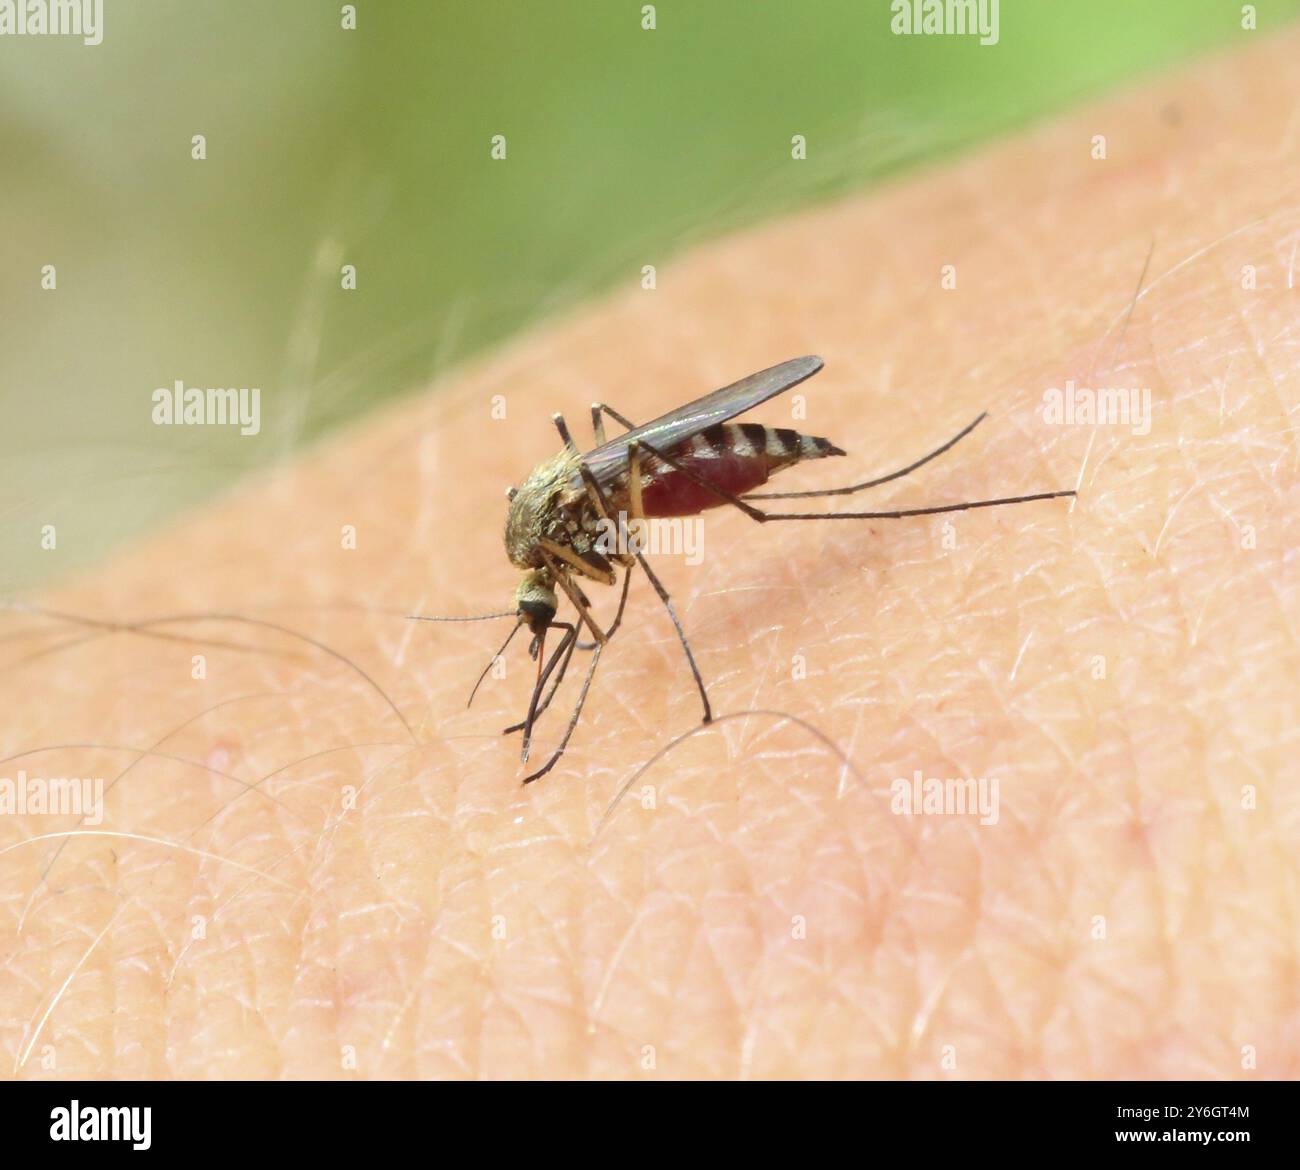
{"left": 2, "top": 0, "right": 1295, "bottom": 590}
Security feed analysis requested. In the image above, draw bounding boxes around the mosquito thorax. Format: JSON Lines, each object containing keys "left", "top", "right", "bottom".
{"left": 504, "top": 450, "right": 586, "bottom": 569}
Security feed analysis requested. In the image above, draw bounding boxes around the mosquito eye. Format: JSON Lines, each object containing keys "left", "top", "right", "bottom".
{"left": 519, "top": 598, "right": 555, "bottom": 624}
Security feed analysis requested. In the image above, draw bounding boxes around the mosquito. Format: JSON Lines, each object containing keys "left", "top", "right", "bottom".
{"left": 412, "top": 356, "right": 1075, "bottom": 782}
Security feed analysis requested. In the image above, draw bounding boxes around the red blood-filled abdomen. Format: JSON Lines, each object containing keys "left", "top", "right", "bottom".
{"left": 637, "top": 447, "right": 769, "bottom": 517}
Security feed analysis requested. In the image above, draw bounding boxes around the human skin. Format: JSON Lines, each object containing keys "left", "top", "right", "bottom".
{"left": 2, "top": 32, "right": 1298, "bottom": 1080}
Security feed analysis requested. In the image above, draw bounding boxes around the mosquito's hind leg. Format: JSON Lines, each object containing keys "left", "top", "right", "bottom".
{"left": 744, "top": 412, "right": 988, "bottom": 500}
{"left": 631, "top": 438, "right": 1075, "bottom": 524}
{"left": 590, "top": 402, "right": 637, "bottom": 446}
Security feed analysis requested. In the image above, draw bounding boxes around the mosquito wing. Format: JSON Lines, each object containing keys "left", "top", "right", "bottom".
{"left": 578, "top": 355, "right": 824, "bottom": 488}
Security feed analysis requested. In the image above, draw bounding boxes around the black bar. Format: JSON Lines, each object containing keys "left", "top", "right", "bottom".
{"left": 0, "top": 1079, "right": 1289, "bottom": 1156}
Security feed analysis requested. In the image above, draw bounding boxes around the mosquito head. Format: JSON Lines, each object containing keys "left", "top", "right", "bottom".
{"left": 514, "top": 568, "right": 557, "bottom": 637}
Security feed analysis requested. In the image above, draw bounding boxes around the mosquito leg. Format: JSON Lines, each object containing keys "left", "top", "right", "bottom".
{"left": 517, "top": 524, "right": 639, "bottom": 780}
{"left": 570, "top": 559, "right": 635, "bottom": 651}
{"left": 521, "top": 624, "right": 579, "bottom": 751}
{"left": 590, "top": 401, "right": 637, "bottom": 445}
{"left": 502, "top": 567, "right": 632, "bottom": 735}
{"left": 619, "top": 440, "right": 713, "bottom": 724}
{"left": 632, "top": 551, "right": 713, "bottom": 724}
{"left": 745, "top": 412, "right": 988, "bottom": 500}
{"left": 577, "top": 464, "right": 634, "bottom": 569}
{"left": 520, "top": 621, "right": 578, "bottom": 762}
{"left": 542, "top": 553, "right": 609, "bottom": 643}
{"left": 633, "top": 439, "right": 1075, "bottom": 523}
{"left": 538, "top": 538, "right": 616, "bottom": 586}
{"left": 522, "top": 642, "right": 604, "bottom": 784}
{"left": 511, "top": 452, "right": 647, "bottom": 765}
{"left": 602, "top": 554, "right": 634, "bottom": 639}
{"left": 628, "top": 440, "right": 646, "bottom": 522}
{"left": 552, "top": 412, "right": 579, "bottom": 456}
{"left": 503, "top": 629, "right": 579, "bottom": 734}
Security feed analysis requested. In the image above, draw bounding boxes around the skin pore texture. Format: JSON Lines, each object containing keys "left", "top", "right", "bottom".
{"left": 3, "top": 33, "right": 1299, "bottom": 1080}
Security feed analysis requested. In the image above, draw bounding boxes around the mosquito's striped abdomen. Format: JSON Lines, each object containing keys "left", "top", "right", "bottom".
{"left": 718, "top": 422, "right": 843, "bottom": 467}
{"left": 635, "top": 422, "right": 844, "bottom": 518}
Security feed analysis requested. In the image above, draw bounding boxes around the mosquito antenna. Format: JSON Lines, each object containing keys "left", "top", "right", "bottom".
{"left": 407, "top": 611, "right": 517, "bottom": 622}
{"left": 466, "top": 620, "right": 523, "bottom": 709}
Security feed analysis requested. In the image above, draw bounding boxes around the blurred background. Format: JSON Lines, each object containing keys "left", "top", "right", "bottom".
{"left": 2, "top": 0, "right": 1294, "bottom": 590}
